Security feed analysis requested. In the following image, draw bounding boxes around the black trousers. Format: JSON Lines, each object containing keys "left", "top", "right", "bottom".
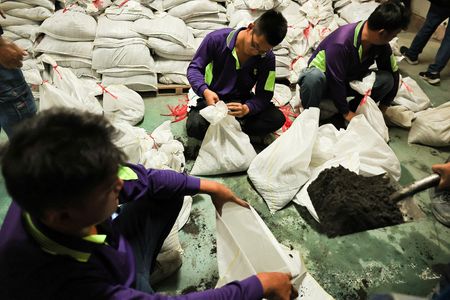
{"left": 186, "top": 98, "right": 285, "bottom": 140}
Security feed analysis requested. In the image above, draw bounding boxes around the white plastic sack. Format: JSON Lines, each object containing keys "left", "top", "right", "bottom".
{"left": 147, "top": 37, "right": 197, "bottom": 60}
{"left": 96, "top": 16, "right": 144, "bottom": 39}
{"left": 384, "top": 106, "right": 415, "bottom": 128}
{"left": 350, "top": 73, "right": 389, "bottom": 142}
{"left": 105, "top": 0, "right": 154, "bottom": 21}
{"left": 39, "top": 8, "right": 97, "bottom": 41}
{"left": 408, "top": 102, "right": 450, "bottom": 147}
{"left": 0, "top": 14, "right": 39, "bottom": 27}
{"left": 154, "top": 58, "right": 189, "bottom": 75}
{"left": 0, "top": 2, "right": 33, "bottom": 11}
{"left": 216, "top": 202, "right": 304, "bottom": 288}
{"left": 158, "top": 74, "right": 190, "bottom": 85}
{"left": 7, "top": 7, "right": 52, "bottom": 21}
{"left": 39, "top": 81, "right": 88, "bottom": 112}
{"left": 177, "top": 196, "right": 193, "bottom": 230}
{"left": 17, "top": 0, "right": 55, "bottom": 11}
{"left": 394, "top": 77, "right": 431, "bottom": 112}
{"left": 103, "top": 84, "right": 145, "bottom": 126}
{"left": 271, "top": 83, "right": 292, "bottom": 107}
{"left": 191, "top": 101, "right": 257, "bottom": 175}
{"left": 45, "top": 54, "right": 92, "bottom": 69}
{"left": 35, "top": 35, "right": 93, "bottom": 59}
{"left": 168, "top": 0, "right": 223, "bottom": 21}
{"left": 247, "top": 108, "right": 320, "bottom": 212}
{"left": 102, "top": 73, "right": 158, "bottom": 92}
{"left": 3, "top": 25, "right": 39, "bottom": 41}
{"left": 112, "top": 121, "right": 154, "bottom": 163}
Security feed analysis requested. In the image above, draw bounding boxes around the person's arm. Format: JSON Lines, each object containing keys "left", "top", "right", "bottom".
{"left": 0, "top": 10, "right": 27, "bottom": 69}
{"left": 321, "top": 45, "right": 353, "bottom": 120}
{"left": 187, "top": 33, "right": 219, "bottom": 106}
{"left": 432, "top": 162, "right": 450, "bottom": 190}
{"left": 375, "top": 45, "right": 400, "bottom": 108}
{"left": 242, "top": 53, "right": 276, "bottom": 116}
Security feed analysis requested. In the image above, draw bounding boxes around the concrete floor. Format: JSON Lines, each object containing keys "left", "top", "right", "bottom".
{"left": 0, "top": 31, "right": 449, "bottom": 299}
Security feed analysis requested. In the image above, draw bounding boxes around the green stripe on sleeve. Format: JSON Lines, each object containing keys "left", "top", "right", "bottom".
{"left": 205, "top": 62, "right": 213, "bottom": 85}
{"left": 390, "top": 54, "right": 398, "bottom": 72}
{"left": 118, "top": 166, "right": 138, "bottom": 181}
{"left": 264, "top": 71, "right": 276, "bottom": 92}
{"left": 308, "top": 50, "right": 326, "bottom": 72}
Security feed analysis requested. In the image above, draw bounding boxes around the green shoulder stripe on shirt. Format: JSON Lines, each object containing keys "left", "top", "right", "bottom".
{"left": 353, "top": 21, "right": 364, "bottom": 48}
{"left": 23, "top": 212, "right": 91, "bottom": 263}
{"left": 309, "top": 50, "right": 326, "bottom": 72}
{"left": 226, "top": 30, "right": 236, "bottom": 48}
{"left": 390, "top": 54, "right": 398, "bottom": 72}
{"left": 118, "top": 166, "right": 138, "bottom": 181}
{"left": 231, "top": 48, "right": 240, "bottom": 70}
{"left": 264, "top": 71, "right": 276, "bottom": 92}
{"left": 83, "top": 234, "right": 107, "bottom": 244}
{"left": 205, "top": 62, "right": 213, "bottom": 85}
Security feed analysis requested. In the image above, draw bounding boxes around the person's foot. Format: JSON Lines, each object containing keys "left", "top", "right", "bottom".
{"left": 150, "top": 250, "right": 183, "bottom": 285}
{"left": 419, "top": 71, "right": 440, "bottom": 85}
{"left": 400, "top": 46, "right": 419, "bottom": 65}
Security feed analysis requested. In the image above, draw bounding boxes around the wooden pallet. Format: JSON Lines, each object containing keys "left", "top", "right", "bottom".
{"left": 157, "top": 84, "right": 190, "bottom": 96}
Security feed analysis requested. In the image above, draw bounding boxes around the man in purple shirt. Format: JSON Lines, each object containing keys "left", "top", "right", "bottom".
{"left": 297, "top": 0, "right": 410, "bottom": 123}
{"left": 186, "top": 10, "right": 287, "bottom": 140}
{"left": 0, "top": 108, "right": 296, "bottom": 300}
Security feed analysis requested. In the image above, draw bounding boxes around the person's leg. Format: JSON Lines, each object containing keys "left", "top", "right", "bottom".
{"left": 241, "top": 105, "right": 285, "bottom": 136}
{"left": 371, "top": 70, "right": 395, "bottom": 107}
{"left": 186, "top": 99, "right": 209, "bottom": 140}
{"left": 113, "top": 197, "right": 184, "bottom": 293}
{"left": 404, "top": 3, "right": 448, "bottom": 59}
{"left": 0, "top": 85, "right": 37, "bottom": 138}
{"left": 297, "top": 67, "right": 327, "bottom": 109}
{"left": 428, "top": 15, "right": 450, "bottom": 74}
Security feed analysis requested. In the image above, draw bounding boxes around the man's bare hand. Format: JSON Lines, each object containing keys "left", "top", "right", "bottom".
{"left": 432, "top": 162, "right": 450, "bottom": 190}
{"left": 257, "top": 272, "right": 298, "bottom": 300}
{"left": 0, "top": 38, "right": 27, "bottom": 69}
{"left": 203, "top": 89, "right": 219, "bottom": 106}
{"left": 227, "top": 102, "right": 250, "bottom": 118}
{"left": 343, "top": 111, "right": 356, "bottom": 122}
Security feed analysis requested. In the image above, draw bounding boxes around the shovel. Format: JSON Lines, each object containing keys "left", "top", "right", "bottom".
{"left": 390, "top": 173, "right": 441, "bottom": 203}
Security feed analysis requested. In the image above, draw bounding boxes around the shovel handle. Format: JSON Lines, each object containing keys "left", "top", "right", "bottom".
{"left": 390, "top": 173, "right": 441, "bottom": 202}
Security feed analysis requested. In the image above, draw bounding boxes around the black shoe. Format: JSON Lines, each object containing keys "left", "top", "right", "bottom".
{"left": 419, "top": 71, "right": 440, "bottom": 85}
{"left": 400, "top": 46, "right": 419, "bottom": 65}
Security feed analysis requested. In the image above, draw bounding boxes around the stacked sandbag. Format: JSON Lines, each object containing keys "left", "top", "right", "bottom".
{"left": 133, "top": 12, "right": 200, "bottom": 85}
{"left": 337, "top": 0, "right": 379, "bottom": 23}
{"left": 56, "top": 0, "right": 113, "bottom": 15}
{"left": 35, "top": 6, "right": 99, "bottom": 80}
{"left": 94, "top": 1, "right": 157, "bottom": 91}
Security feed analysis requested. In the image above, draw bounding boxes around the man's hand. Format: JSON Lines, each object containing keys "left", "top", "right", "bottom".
{"left": 257, "top": 272, "right": 298, "bottom": 300}
{"left": 0, "top": 37, "right": 27, "bottom": 69}
{"left": 203, "top": 89, "right": 220, "bottom": 106}
{"left": 199, "top": 179, "right": 249, "bottom": 214}
{"left": 432, "top": 162, "right": 450, "bottom": 190}
{"left": 343, "top": 111, "right": 356, "bottom": 122}
{"left": 227, "top": 102, "right": 250, "bottom": 118}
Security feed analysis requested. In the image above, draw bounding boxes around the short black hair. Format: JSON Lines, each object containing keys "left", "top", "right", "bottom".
{"left": 1, "top": 108, "right": 127, "bottom": 217}
{"left": 368, "top": 0, "right": 411, "bottom": 32}
{"left": 253, "top": 9, "right": 288, "bottom": 46}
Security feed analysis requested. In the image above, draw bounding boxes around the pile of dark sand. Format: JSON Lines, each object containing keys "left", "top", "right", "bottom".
{"left": 307, "top": 166, "right": 403, "bottom": 237}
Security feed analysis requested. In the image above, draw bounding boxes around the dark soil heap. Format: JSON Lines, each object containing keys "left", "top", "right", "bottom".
{"left": 307, "top": 166, "right": 403, "bottom": 237}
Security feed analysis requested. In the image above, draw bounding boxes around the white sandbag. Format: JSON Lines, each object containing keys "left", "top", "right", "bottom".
{"left": 185, "top": 12, "right": 228, "bottom": 24}
{"left": 216, "top": 202, "right": 303, "bottom": 288}
{"left": 191, "top": 101, "right": 257, "bottom": 176}
{"left": 7, "top": 7, "right": 52, "bottom": 21}
{"left": 350, "top": 73, "right": 389, "bottom": 142}
{"left": 70, "top": 67, "right": 101, "bottom": 80}
{"left": 233, "top": 0, "right": 289, "bottom": 11}
{"left": 99, "top": 67, "right": 153, "bottom": 77}
{"left": 299, "top": 0, "right": 334, "bottom": 26}
{"left": 339, "top": 1, "right": 379, "bottom": 23}
{"left": 293, "top": 153, "right": 360, "bottom": 222}
{"left": 1, "top": 30, "right": 21, "bottom": 41}
{"left": 162, "top": 0, "right": 190, "bottom": 10}
{"left": 227, "top": 4, "right": 262, "bottom": 28}
{"left": 0, "top": 2, "right": 32, "bottom": 11}
{"left": 45, "top": 53, "right": 92, "bottom": 69}
{"left": 186, "top": 21, "right": 225, "bottom": 31}
{"left": 3, "top": 25, "right": 39, "bottom": 41}
{"left": 0, "top": 14, "right": 39, "bottom": 27}
{"left": 103, "top": 84, "right": 145, "bottom": 126}
{"left": 384, "top": 106, "right": 415, "bottom": 128}
{"left": 102, "top": 73, "right": 158, "bottom": 92}
{"left": 111, "top": 120, "right": 155, "bottom": 164}
{"left": 133, "top": 13, "right": 191, "bottom": 47}
{"left": 40, "top": 54, "right": 103, "bottom": 115}
{"left": 14, "top": 39, "right": 33, "bottom": 52}
{"left": 159, "top": 222, "right": 182, "bottom": 253}
{"left": 147, "top": 37, "right": 198, "bottom": 60}
{"left": 39, "top": 81, "right": 89, "bottom": 113}
{"left": 39, "top": 8, "right": 97, "bottom": 41}
{"left": 92, "top": 39, "right": 154, "bottom": 72}
{"left": 289, "top": 55, "right": 309, "bottom": 84}
{"left": 271, "top": 83, "right": 292, "bottom": 107}
{"left": 336, "top": 115, "right": 400, "bottom": 180}
{"left": 168, "top": 0, "right": 222, "bottom": 21}
{"left": 158, "top": 74, "right": 190, "bottom": 85}
{"left": 96, "top": 16, "right": 144, "bottom": 39}
{"left": 394, "top": 77, "right": 431, "bottom": 112}
{"left": 247, "top": 108, "right": 320, "bottom": 212}
{"left": 309, "top": 123, "right": 342, "bottom": 168}
{"left": 408, "top": 102, "right": 450, "bottom": 147}
{"left": 35, "top": 35, "right": 93, "bottom": 59}
{"left": 106, "top": 0, "right": 154, "bottom": 21}
{"left": 16, "top": 0, "right": 55, "bottom": 11}
{"left": 177, "top": 196, "right": 193, "bottom": 230}
{"left": 154, "top": 58, "right": 189, "bottom": 75}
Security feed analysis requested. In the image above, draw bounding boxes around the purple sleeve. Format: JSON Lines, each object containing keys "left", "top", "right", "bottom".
{"left": 375, "top": 45, "right": 400, "bottom": 105}
{"left": 108, "top": 276, "right": 263, "bottom": 300}
{"left": 325, "top": 45, "right": 351, "bottom": 115}
{"left": 187, "top": 33, "right": 216, "bottom": 98}
{"left": 119, "top": 164, "right": 201, "bottom": 204}
{"left": 244, "top": 53, "right": 275, "bottom": 116}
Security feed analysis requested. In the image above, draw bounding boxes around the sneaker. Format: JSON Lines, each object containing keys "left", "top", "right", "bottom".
{"left": 149, "top": 250, "right": 183, "bottom": 285}
{"left": 419, "top": 71, "right": 441, "bottom": 85}
{"left": 400, "top": 46, "right": 419, "bottom": 65}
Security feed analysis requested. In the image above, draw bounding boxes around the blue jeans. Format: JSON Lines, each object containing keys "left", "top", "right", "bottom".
{"left": 298, "top": 68, "right": 395, "bottom": 112}
{"left": 405, "top": 2, "right": 450, "bottom": 73}
{"left": 0, "top": 66, "right": 37, "bottom": 138}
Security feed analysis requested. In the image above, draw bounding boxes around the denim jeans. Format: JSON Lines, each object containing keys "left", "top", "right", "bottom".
{"left": 0, "top": 66, "right": 37, "bottom": 138}
{"left": 405, "top": 2, "right": 450, "bottom": 73}
{"left": 297, "top": 67, "right": 395, "bottom": 112}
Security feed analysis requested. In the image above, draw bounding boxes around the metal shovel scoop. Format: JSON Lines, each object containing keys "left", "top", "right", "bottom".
{"left": 390, "top": 173, "right": 441, "bottom": 203}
